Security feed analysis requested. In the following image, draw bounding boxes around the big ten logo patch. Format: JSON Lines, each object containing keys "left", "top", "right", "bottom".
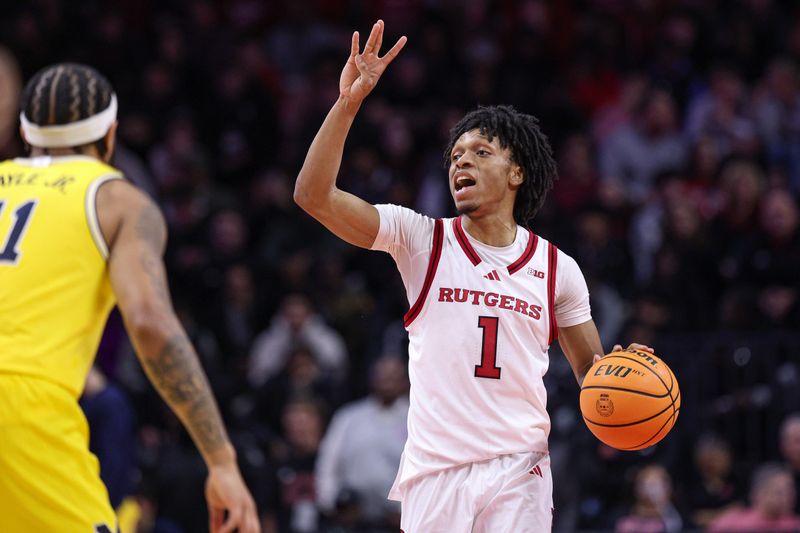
{"left": 526, "top": 267, "right": 545, "bottom": 279}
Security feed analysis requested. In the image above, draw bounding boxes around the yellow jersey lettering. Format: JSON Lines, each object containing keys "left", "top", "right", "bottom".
{"left": 44, "top": 176, "right": 75, "bottom": 193}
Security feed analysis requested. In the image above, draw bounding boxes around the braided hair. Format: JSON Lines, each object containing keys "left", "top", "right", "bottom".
{"left": 444, "top": 105, "right": 557, "bottom": 226}
{"left": 19, "top": 63, "right": 114, "bottom": 155}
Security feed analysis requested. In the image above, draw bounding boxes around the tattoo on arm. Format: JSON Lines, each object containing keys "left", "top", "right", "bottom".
{"left": 140, "top": 336, "right": 228, "bottom": 456}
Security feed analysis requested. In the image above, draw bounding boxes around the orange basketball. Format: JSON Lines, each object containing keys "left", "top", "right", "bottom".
{"left": 580, "top": 349, "right": 681, "bottom": 451}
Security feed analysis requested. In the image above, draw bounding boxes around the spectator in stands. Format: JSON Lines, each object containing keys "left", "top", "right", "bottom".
{"left": 591, "top": 72, "right": 649, "bottom": 143}
{"left": 753, "top": 57, "right": 800, "bottom": 193}
{"left": 780, "top": 413, "right": 800, "bottom": 513}
{"left": 685, "top": 136, "right": 725, "bottom": 218}
{"left": 551, "top": 133, "right": 599, "bottom": 216}
{"left": 316, "top": 355, "right": 409, "bottom": 530}
{"left": 273, "top": 396, "right": 326, "bottom": 533}
{"left": 599, "top": 88, "right": 688, "bottom": 204}
{"left": 614, "top": 464, "right": 684, "bottom": 533}
{"left": 208, "top": 264, "right": 261, "bottom": 365}
{"left": 645, "top": 188, "right": 719, "bottom": 331}
{"left": 687, "top": 434, "right": 744, "bottom": 529}
{"left": 713, "top": 158, "right": 766, "bottom": 251}
{"left": 709, "top": 463, "right": 800, "bottom": 532}
{"left": 570, "top": 203, "right": 631, "bottom": 340}
{"left": 685, "top": 64, "right": 758, "bottom": 160}
{"left": 249, "top": 293, "right": 347, "bottom": 387}
{"left": 747, "top": 188, "right": 800, "bottom": 327}
{"left": 257, "top": 345, "right": 342, "bottom": 433}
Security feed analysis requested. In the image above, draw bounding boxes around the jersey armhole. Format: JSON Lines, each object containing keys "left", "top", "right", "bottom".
{"left": 547, "top": 242, "right": 558, "bottom": 345}
{"left": 85, "top": 174, "right": 123, "bottom": 260}
{"left": 403, "top": 219, "right": 444, "bottom": 328}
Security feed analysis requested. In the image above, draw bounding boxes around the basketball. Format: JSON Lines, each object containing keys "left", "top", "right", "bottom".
{"left": 580, "top": 349, "right": 681, "bottom": 451}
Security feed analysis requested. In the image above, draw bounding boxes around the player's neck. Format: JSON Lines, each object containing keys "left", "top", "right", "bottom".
{"left": 29, "top": 146, "right": 100, "bottom": 159}
{"left": 461, "top": 214, "right": 517, "bottom": 247}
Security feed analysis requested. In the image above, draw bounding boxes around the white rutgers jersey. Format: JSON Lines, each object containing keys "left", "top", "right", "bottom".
{"left": 371, "top": 204, "right": 592, "bottom": 499}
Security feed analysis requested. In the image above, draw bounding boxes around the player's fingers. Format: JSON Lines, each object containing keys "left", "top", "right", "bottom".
{"left": 243, "top": 503, "right": 261, "bottom": 533}
{"left": 628, "top": 343, "right": 654, "bottom": 353}
{"left": 235, "top": 498, "right": 258, "bottom": 533}
{"left": 209, "top": 507, "right": 225, "bottom": 533}
{"left": 363, "top": 21, "right": 381, "bottom": 54}
{"left": 219, "top": 505, "right": 244, "bottom": 533}
{"left": 612, "top": 344, "right": 623, "bottom": 352}
{"left": 374, "top": 19, "right": 384, "bottom": 54}
{"left": 592, "top": 353, "right": 602, "bottom": 364}
{"left": 350, "top": 31, "right": 360, "bottom": 58}
{"left": 355, "top": 54, "right": 371, "bottom": 80}
{"left": 380, "top": 35, "right": 407, "bottom": 65}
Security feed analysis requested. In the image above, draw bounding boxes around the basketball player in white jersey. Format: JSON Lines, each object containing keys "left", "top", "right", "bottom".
{"left": 294, "top": 21, "right": 652, "bottom": 532}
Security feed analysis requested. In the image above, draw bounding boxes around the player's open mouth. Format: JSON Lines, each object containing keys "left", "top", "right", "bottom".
{"left": 454, "top": 175, "right": 476, "bottom": 191}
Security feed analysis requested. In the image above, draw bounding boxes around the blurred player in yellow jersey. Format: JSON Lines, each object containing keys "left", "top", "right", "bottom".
{"left": 0, "top": 63, "right": 260, "bottom": 532}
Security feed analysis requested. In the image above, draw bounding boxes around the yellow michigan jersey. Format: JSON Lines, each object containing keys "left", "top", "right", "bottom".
{"left": 0, "top": 155, "right": 120, "bottom": 396}
{"left": 0, "top": 155, "right": 121, "bottom": 531}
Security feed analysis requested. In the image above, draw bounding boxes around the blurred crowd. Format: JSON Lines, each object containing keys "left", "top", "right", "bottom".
{"left": 3, "top": 0, "right": 800, "bottom": 531}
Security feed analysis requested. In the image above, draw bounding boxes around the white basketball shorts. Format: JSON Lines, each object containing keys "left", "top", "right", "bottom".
{"left": 395, "top": 452, "right": 553, "bottom": 533}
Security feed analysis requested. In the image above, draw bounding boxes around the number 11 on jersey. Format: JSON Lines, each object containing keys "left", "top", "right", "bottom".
{"left": 0, "top": 199, "right": 37, "bottom": 264}
{"left": 475, "top": 316, "right": 501, "bottom": 379}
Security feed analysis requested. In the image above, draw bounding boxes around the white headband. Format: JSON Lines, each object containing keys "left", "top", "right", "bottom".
{"left": 20, "top": 94, "right": 117, "bottom": 148}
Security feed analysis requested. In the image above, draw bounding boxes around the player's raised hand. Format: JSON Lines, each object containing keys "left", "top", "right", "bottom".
{"left": 206, "top": 462, "right": 260, "bottom": 533}
{"left": 340, "top": 20, "right": 407, "bottom": 105}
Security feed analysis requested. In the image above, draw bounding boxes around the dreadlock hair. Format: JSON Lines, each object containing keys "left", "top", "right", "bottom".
{"left": 20, "top": 63, "right": 114, "bottom": 156}
{"left": 443, "top": 105, "right": 558, "bottom": 227}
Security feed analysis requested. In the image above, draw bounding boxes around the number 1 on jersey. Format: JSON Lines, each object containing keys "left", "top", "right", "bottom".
{"left": 0, "top": 200, "right": 38, "bottom": 264}
{"left": 475, "top": 316, "right": 501, "bottom": 379}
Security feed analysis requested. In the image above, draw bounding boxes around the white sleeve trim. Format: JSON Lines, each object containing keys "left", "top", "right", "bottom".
{"left": 85, "top": 173, "right": 123, "bottom": 260}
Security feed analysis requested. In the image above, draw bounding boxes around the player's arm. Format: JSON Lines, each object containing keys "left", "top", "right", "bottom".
{"left": 97, "top": 180, "right": 259, "bottom": 533}
{"left": 294, "top": 20, "right": 406, "bottom": 248}
{"left": 558, "top": 320, "right": 604, "bottom": 386}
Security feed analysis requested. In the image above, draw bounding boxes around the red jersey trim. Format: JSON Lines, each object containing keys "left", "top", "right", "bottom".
{"left": 404, "top": 219, "right": 444, "bottom": 328}
{"left": 547, "top": 242, "right": 558, "bottom": 344}
{"left": 507, "top": 230, "right": 538, "bottom": 275}
{"left": 453, "top": 217, "right": 481, "bottom": 266}
{"left": 455, "top": 217, "right": 541, "bottom": 273}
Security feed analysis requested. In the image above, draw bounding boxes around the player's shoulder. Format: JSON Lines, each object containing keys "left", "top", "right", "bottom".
{"left": 97, "top": 177, "right": 158, "bottom": 221}
{"left": 376, "top": 203, "right": 440, "bottom": 223}
{"left": 374, "top": 203, "right": 443, "bottom": 241}
{"left": 96, "top": 176, "right": 163, "bottom": 239}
